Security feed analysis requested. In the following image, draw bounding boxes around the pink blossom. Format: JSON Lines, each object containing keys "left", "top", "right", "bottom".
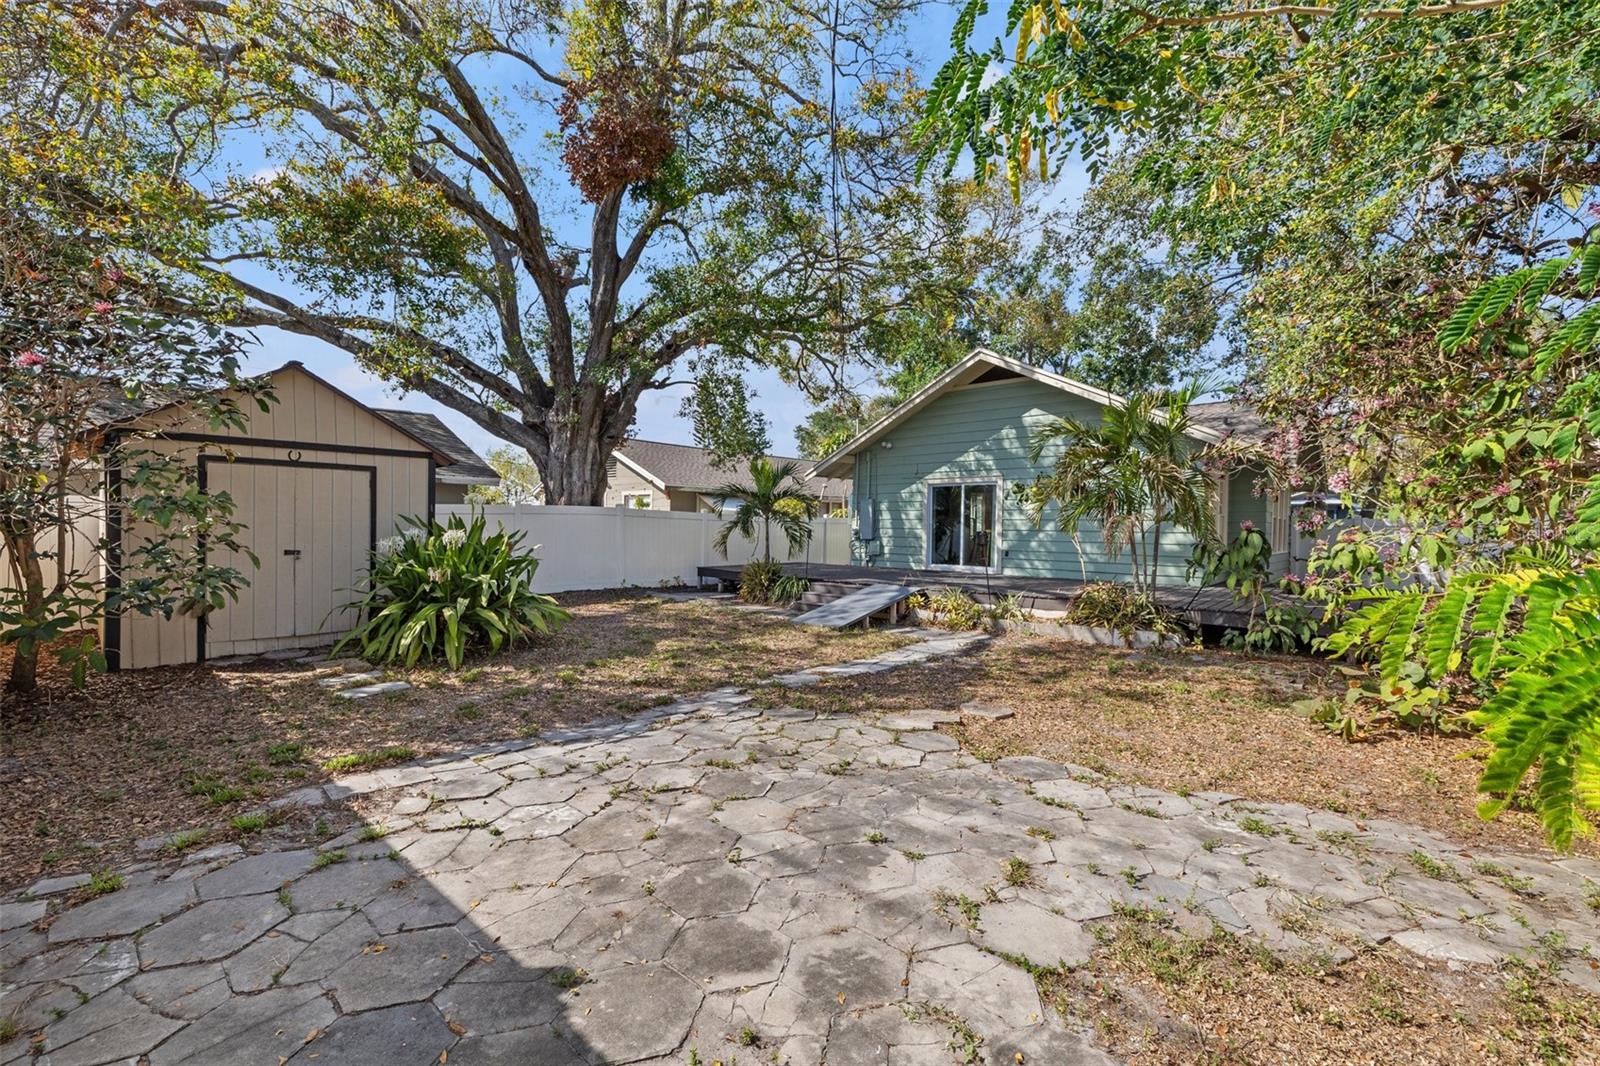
{"left": 93, "top": 300, "right": 113, "bottom": 314}
{"left": 15, "top": 350, "right": 45, "bottom": 368}
{"left": 1327, "top": 470, "right": 1352, "bottom": 492}
{"left": 1239, "top": 519, "right": 1256, "bottom": 532}
{"left": 105, "top": 267, "right": 124, "bottom": 282}
{"left": 1492, "top": 481, "right": 1512, "bottom": 497}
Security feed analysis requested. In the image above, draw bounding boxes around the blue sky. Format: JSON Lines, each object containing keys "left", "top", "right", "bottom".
{"left": 230, "top": 2, "right": 1051, "bottom": 460}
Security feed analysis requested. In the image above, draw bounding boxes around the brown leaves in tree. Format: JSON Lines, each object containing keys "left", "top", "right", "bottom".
{"left": 557, "top": 68, "right": 674, "bottom": 203}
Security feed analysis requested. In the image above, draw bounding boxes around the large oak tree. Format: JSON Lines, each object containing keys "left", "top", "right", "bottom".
{"left": 28, "top": 0, "right": 1028, "bottom": 503}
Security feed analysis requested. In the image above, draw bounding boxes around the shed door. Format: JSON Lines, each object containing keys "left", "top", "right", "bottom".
{"left": 203, "top": 460, "right": 374, "bottom": 651}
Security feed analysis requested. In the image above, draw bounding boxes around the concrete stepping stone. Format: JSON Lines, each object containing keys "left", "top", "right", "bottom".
{"left": 975, "top": 901, "right": 1095, "bottom": 968}
{"left": 137, "top": 895, "right": 289, "bottom": 967}
{"left": 316, "top": 671, "right": 383, "bottom": 689}
{"left": 961, "top": 701, "right": 1015, "bottom": 721}
{"left": 46, "top": 880, "right": 194, "bottom": 943}
{"left": 878, "top": 715, "right": 936, "bottom": 732}
{"left": 22, "top": 873, "right": 92, "bottom": 898}
{"left": 334, "top": 680, "right": 412, "bottom": 700}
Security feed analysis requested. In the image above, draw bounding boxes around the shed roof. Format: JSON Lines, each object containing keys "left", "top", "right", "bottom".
{"left": 616, "top": 439, "right": 850, "bottom": 500}
{"left": 371, "top": 410, "right": 500, "bottom": 484}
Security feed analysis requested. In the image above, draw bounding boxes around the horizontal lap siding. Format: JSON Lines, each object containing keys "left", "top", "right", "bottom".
{"left": 854, "top": 379, "right": 1212, "bottom": 586}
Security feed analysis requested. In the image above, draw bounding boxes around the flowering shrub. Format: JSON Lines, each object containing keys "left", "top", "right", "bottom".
{"left": 334, "top": 514, "right": 569, "bottom": 668}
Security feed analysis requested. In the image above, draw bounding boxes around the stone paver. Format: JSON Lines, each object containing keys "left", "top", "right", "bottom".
{"left": 7, "top": 625, "right": 1598, "bottom": 1065}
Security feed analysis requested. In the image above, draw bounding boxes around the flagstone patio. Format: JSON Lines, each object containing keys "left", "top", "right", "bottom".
{"left": 3, "top": 629, "right": 1597, "bottom": 1065}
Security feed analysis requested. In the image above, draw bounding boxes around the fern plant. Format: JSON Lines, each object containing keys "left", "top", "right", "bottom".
{"left": 1322, "top": 568, "right": 1600, "bottom": 849}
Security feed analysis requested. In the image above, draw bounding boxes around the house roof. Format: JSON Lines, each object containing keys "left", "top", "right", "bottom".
{"left": 370, "top": 410, "right": 500, "bottom": 484}
{"left": 1186, "top": 400, "right": 1271, "bottom": 443}
{"left": 615, "top": 439, "right": 850, "bottom": 500}
{"left": 808, "top": 348, "right": 1230, "bottom": 479}
{"left": 86, "top": 361, "right": 455, "bottom": 465}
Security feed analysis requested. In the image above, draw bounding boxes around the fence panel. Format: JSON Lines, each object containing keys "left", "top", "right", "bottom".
{"left": 0, "top": 499, "right": 104, "bottom": 596}
{"left": 437, "top": 504, "right": 852, "bottom": 593}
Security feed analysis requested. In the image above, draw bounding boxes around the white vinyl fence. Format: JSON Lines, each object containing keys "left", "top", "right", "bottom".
{"left": 439, "top": 504, "right": 853, "bottom": 593}
{"left": 0, "top": 498, "right": 104, "bottom": 597}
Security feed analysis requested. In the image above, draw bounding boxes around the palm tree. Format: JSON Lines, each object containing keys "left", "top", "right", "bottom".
{"left": 712, "top": 458, "right": 819, "bottom": 563}
{"left": 1026, "top": 383, "right": 1216, "bottom": 594}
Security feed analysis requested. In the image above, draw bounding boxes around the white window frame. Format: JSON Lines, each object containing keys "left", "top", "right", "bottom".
{"left": 621, "top": 491, "right": 653, "bottom": 509}
{"left": 924, "top": 478, "right": 1002, "bottom": 572}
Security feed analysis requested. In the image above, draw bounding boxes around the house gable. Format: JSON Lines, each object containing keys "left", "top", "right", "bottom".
{"left": 810, "top": 348, "right": 1223, "bottom": 479}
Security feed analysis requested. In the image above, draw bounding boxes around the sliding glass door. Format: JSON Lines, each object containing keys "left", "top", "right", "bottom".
{"left": 928, "top": 482, "right": 997, "bottom": 569}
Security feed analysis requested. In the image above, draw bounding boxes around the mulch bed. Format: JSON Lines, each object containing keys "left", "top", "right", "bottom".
{"left": 755, "top": 634, "right": 1593, "bottom": 859}
{"left": 0, "top": 591, "right": 908, "bottom": 890}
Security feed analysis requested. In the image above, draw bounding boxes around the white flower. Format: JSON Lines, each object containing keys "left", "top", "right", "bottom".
{"left": 441, "top": 528, "right": 467, "bottom": 548}
{"left": 375, "top": 536, "right": 404, "bottom": 555}
{"left": 427, "top": 567, "right": 447, "bottom": 584}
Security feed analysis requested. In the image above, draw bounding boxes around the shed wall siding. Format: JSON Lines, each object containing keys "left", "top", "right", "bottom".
{"left": 848, "top": 378, "right": 1274, "bottom": 586}
{"left": 113, "top": 367, "right": 435, "bottom": 669}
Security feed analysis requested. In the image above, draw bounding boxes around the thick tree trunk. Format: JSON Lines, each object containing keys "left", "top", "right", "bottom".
{"left": 532, "top": 380, "right": 641, "bottom": 506}
{"left": 3, "top": 529, "right": 44, "bottom": 695}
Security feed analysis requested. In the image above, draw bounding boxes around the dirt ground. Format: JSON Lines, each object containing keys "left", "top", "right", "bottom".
{"left": 1046, "top": 908, "right": 1599, "bottom": 1066}
{"left": 757, "top": 634, "right": 1594, "bottom": 859}
{"left": 0, "top": 591, "right": 907, "bottom": 889}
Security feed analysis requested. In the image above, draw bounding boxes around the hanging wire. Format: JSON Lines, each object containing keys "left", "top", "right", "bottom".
{"left": 827, "top": 0, "right": 844, "bottom": 381}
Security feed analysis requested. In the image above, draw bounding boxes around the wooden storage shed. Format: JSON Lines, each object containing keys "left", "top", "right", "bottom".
{"left": 100, "top": 361, "right": 451, "bottom": 670}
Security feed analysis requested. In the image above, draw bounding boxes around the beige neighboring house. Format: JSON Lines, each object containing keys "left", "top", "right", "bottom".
{"left": 603, "top": 439, "right": 851, "bottom": 514}
{"left": 370, "top": 410, "right": 501, "bottom": 504}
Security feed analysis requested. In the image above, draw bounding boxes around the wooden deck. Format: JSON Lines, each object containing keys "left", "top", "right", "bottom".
{"left": 695, "top": 561, "right": 1297, "bottom": 630}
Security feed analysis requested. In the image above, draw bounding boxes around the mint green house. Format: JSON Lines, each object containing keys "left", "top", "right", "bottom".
{"left": 807, "top": 349, "right": 1290, "bottom": 587}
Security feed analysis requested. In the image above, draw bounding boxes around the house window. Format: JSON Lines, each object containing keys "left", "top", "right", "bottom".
{"left": 622, "top": 492, "right": 652, "bottom": 509}
{"left": 928, "top": 482, "right": 997, "bottom": 569}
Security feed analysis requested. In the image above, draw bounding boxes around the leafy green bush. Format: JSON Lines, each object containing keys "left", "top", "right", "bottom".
{"left": 1066, "top": 582, "right": 1179, "bottom": 638}
{"left": 334, "top": 514, "right": 569, "bottom": 668}
{"left": 986, "top": 593, "right": 1029, "bottom": 623}
{"left": 737, "top": 558, "right": 785, "bottom": 604}
{"left": 911, "top": 587, "right": 986, "bottom": 630}
{"left": 770, "top": 575, "right": 810, "bottom": 604}
{"left": 1318, "top": 567, "right": 1599, "bottom": 849}
{"left": 1190, "top": 526, "right": 1316, "bottom": 652}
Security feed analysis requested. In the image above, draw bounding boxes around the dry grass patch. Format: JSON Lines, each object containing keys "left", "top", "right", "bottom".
{"left": 1043, "top": 909, "right": 1600, "bottom": 1066}
{"left": 0, "top": 591, "right": 908, "bottom": 888}
{"left": 758, "top": 634, "right": 1589, "bottom": 857}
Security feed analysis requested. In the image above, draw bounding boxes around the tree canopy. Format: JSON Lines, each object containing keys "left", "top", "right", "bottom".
{"left": 923, "top": 0, "right": 1597, "bottom": 544}
{"left": 9, "top": 0, "right": 1054, "bottom": 503}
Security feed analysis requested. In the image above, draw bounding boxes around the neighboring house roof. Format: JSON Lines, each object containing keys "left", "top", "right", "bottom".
{"left": 809, "top": 348, "right": 1232, "bottom": 478}
{"left": 370, "top": 409, "right": 501, "bottom": 484}
{"left": 85, "top": 361, "right": 456, "bottom": 465}
{"left": 615, "top": 439, "right": 850, "bottom": 501}
{"left": 1187, "top": 400, "right": 1271, "bottom": 443}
